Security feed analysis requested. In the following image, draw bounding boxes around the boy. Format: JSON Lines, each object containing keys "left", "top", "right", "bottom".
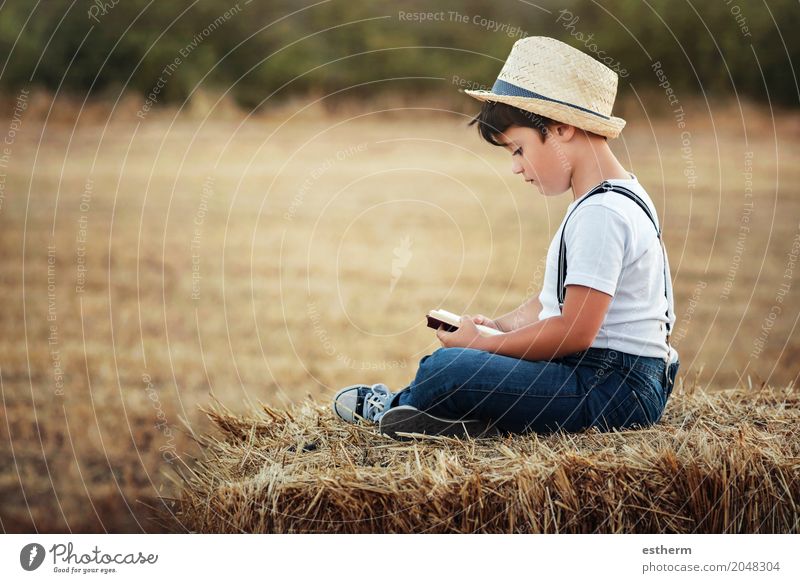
{"left": 332, "top": 37, "right": 680, "bottom": 439}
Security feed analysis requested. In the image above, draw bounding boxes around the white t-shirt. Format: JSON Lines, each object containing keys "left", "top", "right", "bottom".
{"left": 537, "top": 174, "right": 678, "bottom": 361}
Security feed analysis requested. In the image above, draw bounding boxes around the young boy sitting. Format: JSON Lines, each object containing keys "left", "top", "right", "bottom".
{"left": 333, "top": 36, "right": 680, "bottom": 439}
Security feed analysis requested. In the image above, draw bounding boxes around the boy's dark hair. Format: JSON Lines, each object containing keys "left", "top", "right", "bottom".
{"left": 468, "top": 101, "right": 555, "bottom": 146}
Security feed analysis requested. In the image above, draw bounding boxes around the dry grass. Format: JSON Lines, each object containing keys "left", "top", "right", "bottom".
{"left": 168, "top": 380, "right": 799, "bottom": 533}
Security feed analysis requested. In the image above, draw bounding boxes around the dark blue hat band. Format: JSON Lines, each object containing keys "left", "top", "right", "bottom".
{"left": 489, "top": 78, "right": 610, "bottom": 120}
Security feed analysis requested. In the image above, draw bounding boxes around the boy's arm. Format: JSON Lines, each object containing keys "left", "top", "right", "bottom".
{"left": 492, "top": 295, "right": 543, "bottom": 332}
{"left": 477, "top": 285, "right": 612, "bottom": 360}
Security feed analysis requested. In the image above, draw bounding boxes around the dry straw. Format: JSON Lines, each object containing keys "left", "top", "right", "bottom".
{"left": 162, "top": 381, "right": 799, "bottom": 533}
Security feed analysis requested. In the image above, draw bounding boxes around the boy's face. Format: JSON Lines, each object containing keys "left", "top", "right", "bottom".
{"left": 497, "top": 124, "right": 572, "bottom": 197}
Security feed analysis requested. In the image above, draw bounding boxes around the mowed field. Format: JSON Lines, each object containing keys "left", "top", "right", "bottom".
{"left": 0, "top": 96, "right": 798, "bottom": 532}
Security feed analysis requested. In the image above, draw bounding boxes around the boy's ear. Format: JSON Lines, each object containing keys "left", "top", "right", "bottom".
{"left": 551, "top": 123, "right": 576, "bottom": 141}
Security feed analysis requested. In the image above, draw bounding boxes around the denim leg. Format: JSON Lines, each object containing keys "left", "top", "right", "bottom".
{"left": 394, "top": 347, "right": 593, "bottom": 434}
{"left": 393, "top": 347, "right": 658, "bottom": 434}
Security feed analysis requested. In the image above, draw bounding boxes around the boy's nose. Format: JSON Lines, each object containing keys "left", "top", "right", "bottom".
{"left": 511, "top": 159, "right": 524, "bottom": 174}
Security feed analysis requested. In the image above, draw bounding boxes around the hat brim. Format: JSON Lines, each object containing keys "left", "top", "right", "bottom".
{"left": 464, "top": 89, "right": 626, "bottom": 139}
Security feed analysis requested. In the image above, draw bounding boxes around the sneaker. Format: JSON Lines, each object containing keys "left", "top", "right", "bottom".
{"left": 378, "top": 405, "right": 500, "bottom": 440}
{"left": 332, "top": 383, "right": 395, "bottom": 424}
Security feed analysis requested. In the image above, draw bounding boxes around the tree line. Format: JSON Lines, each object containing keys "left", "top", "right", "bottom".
{"left": 0, "top": 0, "right": 796, "bottom": 111}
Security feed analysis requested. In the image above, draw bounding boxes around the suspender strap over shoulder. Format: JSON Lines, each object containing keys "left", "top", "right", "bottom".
{"left": 556, "top": 181, "right": 672, "bottom": 345}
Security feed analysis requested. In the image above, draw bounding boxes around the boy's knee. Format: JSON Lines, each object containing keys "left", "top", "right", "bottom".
{"left": 417, "top": 348, "right": 487, "bottom": 384}
{"left": 421, "top": 347, "right": 470, "bottom": 369}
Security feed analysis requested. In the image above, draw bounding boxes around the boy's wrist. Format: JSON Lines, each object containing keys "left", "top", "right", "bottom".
{"left": 476, "top": 330, "right": 503, "bottom": 352}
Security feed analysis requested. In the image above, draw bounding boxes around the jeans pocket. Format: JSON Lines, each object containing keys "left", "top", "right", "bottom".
{"left": 634, "top": 385, "right": 664, "bottom": 424}
{"left": 589, "top": 370, "right": 650, "bottom": 431}
{"left": 597, "top": 389, "right": 647, "bottom": 431}
{"left": 619, "top": 365, "right": 665, "bottom": 423}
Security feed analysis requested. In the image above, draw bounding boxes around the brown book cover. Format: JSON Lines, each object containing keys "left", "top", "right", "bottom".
{"left": 426, "top": 309, "right": 503, "bottom": 337}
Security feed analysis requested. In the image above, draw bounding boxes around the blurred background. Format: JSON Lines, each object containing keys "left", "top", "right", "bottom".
{"left": 0, "top": 0, "right": 798, "bottom": 532}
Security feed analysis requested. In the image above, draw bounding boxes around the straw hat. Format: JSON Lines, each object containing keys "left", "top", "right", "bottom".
{"left": 464, "top": 37, "right": 626, "bottom": 139}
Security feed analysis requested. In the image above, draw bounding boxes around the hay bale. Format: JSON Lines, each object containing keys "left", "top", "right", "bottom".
{"left": 164, "top": 384, "right": 799, "bottom": 533}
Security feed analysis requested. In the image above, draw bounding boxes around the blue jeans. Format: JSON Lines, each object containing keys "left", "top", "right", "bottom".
{"left": 390, "top": 347, "right": 680, "bottom": 435}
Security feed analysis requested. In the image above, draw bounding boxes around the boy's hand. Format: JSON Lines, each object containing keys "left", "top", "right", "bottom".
{"left": 435, "top": 315, "right": 485, "bottom": 349}
{"left": 472, "top": 314, "right": 501, "bottom": 331}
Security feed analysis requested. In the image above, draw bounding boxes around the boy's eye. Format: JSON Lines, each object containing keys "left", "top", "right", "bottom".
{"left": 513, "top": 147, "right": 523, "bottom": 156}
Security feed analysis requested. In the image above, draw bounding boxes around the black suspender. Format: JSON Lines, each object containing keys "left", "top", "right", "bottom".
{"left": 556, "top": 181, "right": 672, "bottom": 346}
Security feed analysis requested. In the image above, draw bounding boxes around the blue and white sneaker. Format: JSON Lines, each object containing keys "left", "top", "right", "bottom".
{"left": 332, "top": 383, "right": 396, "bottom": 424}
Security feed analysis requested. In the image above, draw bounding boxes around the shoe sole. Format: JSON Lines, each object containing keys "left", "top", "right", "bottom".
{"left": 379, "top": 405, "right": 499, "bottom": 440}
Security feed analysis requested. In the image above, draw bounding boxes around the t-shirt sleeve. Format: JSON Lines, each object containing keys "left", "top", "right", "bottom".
{"left": 562, "top": 204, "right": 631, "bottom": 297}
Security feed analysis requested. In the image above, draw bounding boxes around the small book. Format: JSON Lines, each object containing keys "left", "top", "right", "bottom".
{"left": 426, "top": 308, "right": 504, "bottom": 337}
